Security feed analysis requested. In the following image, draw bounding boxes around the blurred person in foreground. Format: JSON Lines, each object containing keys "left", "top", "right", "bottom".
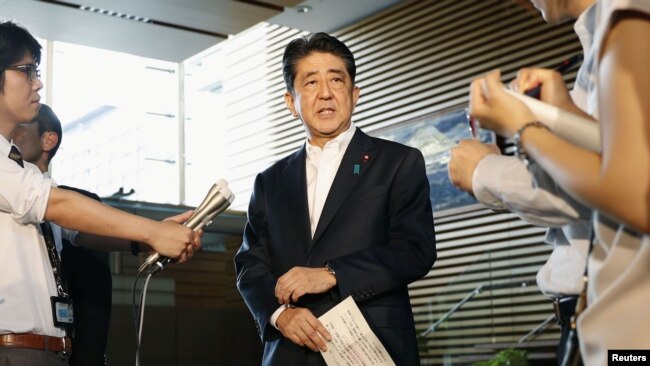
{"left": 448, "top": 0, "right": 597, "bottom": 363}
{"left": 464, "top": 1, "right": 649, "bottom": 365}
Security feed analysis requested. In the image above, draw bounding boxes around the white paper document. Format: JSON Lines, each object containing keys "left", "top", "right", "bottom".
{"left": 318, "top": 297, "right": 396, "bottom": 366}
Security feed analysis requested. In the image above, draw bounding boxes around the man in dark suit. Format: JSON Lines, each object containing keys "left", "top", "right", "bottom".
{"left": 58, "top": 185, "right": 112, "bottom": 366}
{"left": 235, "top": 32, "right": 437, "bottom": 366}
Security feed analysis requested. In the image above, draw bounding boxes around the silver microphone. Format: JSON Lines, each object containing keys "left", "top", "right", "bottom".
{"left": 138, "top": 179, "right": 235, "bottom": 274}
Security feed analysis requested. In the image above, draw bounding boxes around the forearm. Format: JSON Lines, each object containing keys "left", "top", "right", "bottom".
{"left": 521, "top": 127, "right": 648, "bottom": 232}
{"left": 235, "top": 263, "right": 282, "bottom": 341}
{"left": 473, "top": 155, "right": 580, "bottom": 226}
{"left": 520, "top": 14, "right": 650, "bottom": 232}
{"left": 235, "top": 206, "right": 283, "bottom": 341}
{"left": 45, "top": 187, "right": 158, "bottom": 244}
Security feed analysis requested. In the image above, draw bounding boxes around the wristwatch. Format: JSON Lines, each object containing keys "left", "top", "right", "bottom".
{"left": 325, "top": 262, "right": 336, "bottom": 278}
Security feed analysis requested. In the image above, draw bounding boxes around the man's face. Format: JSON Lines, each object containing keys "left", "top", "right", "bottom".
{"left": 0, "top": 52, "right": 42, "bottom": 127}
{"left": 13, "top": 121, "right": 43, "bottom": 163}
{"left": 284, "top": 52, "right": 360, "bottom": 147}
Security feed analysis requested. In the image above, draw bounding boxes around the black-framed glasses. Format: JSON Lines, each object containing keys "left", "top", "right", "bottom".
{"left": 1, "top": 64, "right": 41, "bottom": 82}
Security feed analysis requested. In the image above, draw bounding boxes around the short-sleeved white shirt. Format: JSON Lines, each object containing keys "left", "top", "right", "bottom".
{"left": 0, "top": 135, "right": 64, "bottom": 338}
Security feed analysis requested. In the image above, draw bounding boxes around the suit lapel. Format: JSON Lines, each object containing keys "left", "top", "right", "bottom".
{"left": 282, "top": 146, "right": 312, "bottom": 253}
{"left": 311, "top": 129, "right": 376, "bottom": 246}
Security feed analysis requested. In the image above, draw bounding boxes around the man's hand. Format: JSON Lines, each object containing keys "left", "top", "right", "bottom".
{"left": 275, "top": 266, "right": 336, "bottom": 304}
{"left": 276, "top": 307, "right": 332, "bottom": 352}
{"left": 149, "top": 210, "right": 202, "bottom": 263}
{"left": 449, "top": 140, "right": 501, "bottom": 193}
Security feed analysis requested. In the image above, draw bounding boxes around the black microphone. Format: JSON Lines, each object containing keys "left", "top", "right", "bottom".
{"left": 138, "top": 179, "right": 235, "bottom": 274}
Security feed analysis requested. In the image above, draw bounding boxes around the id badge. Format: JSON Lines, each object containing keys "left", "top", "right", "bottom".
{"left": 50, "top": 296, "right": 74, "bottom": 328}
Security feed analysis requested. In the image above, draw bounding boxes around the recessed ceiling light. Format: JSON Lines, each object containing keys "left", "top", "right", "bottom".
{"left": 78, "top": 4, "right": 151, "bottom": 23}
{"left": 295, "top": 5, "right": 312, "bottom": 14}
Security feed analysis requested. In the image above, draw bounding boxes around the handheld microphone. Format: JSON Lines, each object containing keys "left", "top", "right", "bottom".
{"left": 138, "top": 179, "right": 235, "bottom": 274}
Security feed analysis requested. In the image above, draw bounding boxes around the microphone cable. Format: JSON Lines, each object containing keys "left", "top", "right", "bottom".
{"left": 130, "top": 179, "right": 235, "bottom": 365}
{"left": 132, "top": 268, "right": 154, "bottom": 366}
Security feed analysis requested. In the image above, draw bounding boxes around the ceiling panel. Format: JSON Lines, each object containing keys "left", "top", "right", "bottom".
{"left": 1, "top": 0, "right": 401, "bottom": 62}
{"left": 268, "top": 0, "right": 401, "bottom": 34}
{"left": 2, "top": 0, "right": 226, "bottom": 61}
{"left": 75, "top": 0, "right": 299, "bottom": 35}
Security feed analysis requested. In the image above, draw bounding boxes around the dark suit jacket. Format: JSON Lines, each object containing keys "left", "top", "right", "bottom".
{"left": 59, "top": 185, "right": 112, "bottom": 366}
{"left": 235, "top": 129, "right": 437, "bottom": 366}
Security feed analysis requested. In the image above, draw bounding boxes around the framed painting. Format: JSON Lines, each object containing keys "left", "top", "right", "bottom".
{"left": 373, "top": 108, "right": 495, "bottom": 212}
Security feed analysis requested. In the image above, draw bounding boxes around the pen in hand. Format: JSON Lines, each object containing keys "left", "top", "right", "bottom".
{"left": 523, "top": 54, "right": 584, "bottom": 99}
{"left": 467, "top": 54, "right": 583, "bottom": 139}
{"left": 466, "top": 108, "right": 479, "bottom": 139}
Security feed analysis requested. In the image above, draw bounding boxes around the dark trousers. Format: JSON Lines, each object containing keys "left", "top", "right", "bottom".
{"left": 0, "top": 347, "right": 69, "bottom": 366}
{"left": 59, "top": 185, "right": 111, "bottom": 366}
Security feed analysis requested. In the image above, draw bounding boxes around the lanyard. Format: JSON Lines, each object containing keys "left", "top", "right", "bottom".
{"left": 40, "top": 221, "right": 69, "bottom": 298}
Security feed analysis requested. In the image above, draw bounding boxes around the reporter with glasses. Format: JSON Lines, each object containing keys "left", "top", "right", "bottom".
{"left": 0, "top": 21, "right": 200, "bottom": 365}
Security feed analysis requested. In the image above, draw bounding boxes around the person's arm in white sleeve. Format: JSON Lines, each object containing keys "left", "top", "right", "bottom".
{"left": 473, "top": 154, "right": 579, "bottom": 227}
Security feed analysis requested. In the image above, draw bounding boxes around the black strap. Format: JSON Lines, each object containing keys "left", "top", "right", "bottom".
{"left": 40, "top": 221, "right": 69, "bottom": 298}
{"left": 8, "top": 145, "right": 24, "bottom": 168}
{"left": 584, "top": 228, "right": 595, "bottom": 276}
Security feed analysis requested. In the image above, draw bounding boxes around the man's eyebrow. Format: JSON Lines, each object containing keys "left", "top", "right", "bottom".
{"left": 303, "top": 70, "right": 319, "bottom": 79}
{"left": 301, "top": 68, "right": 346, "bottom": 79}
{"left": 328, "top": 68, "right": 346, "bottom": 76}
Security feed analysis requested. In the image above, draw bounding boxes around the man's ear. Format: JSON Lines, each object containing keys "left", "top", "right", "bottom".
{"left": 284, "top": 91, "right": 299, "bottom": 118}
{"left": 351, "top": 86, "right": 361, "bottom": 112}
{"left": 41, "top": 131, "right": 59, "bottom": 153}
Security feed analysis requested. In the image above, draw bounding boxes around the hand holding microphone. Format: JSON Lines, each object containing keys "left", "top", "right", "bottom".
{"left": 139, "top": 179, "right": 235, "bottom": 274}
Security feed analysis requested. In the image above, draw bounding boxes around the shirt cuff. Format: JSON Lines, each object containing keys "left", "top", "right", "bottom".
{"left": 270, "top": 305, "right": 287, "bottom": 329}
{"left": 472, "top": 154, "right": 521, "bottom": 210}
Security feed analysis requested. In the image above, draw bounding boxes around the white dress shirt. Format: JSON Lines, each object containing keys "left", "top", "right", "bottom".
{"left": 305, "top": 124, "right": 356, "bottom": 237}
{"left": 270, "top": 123, "right": 357, "bottom": 328}
{"left": 0, "top": 137, "right": 65, "bottom": 338}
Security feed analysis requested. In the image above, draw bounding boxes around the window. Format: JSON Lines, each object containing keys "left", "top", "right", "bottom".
{"left": 50, "top": 42, "right": 180, "bottom": 203}
{"left": 182, "top": 45, "right": 230, "bottom": 206}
